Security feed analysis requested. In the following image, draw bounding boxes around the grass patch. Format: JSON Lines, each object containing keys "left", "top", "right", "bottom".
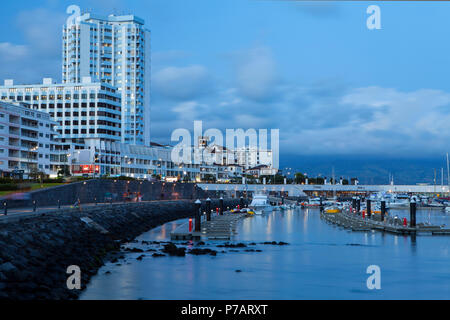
{"left": 29, "top": 183, "right": 67, "bottom": 191}
{"left": 0, "top": 182, "right": 68, "bottom": 197}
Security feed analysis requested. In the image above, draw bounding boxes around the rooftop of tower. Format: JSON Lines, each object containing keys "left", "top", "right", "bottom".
{"left": 79, "top": 12, "right": 145, "bottom": 26}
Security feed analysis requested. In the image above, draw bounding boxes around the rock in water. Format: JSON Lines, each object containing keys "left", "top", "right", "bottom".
{"left": 162, "top": 243, "right": 186, "bottom": 257}
{"left": 188, "top": 248, "right": 218, "bottom": 256}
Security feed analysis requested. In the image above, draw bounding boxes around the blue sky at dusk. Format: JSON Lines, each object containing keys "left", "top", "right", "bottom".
{"left": 1, "top": 0, "right": 450, "bottom": 182}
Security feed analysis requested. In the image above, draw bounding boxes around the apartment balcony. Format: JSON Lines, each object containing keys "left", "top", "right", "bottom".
{"left": 20, "top": 133, "right": 38, "bottom": 140}
{"left": 8, "top": 128, "right": 20, "bottom": 136}
{"left": 21, "top": 121, "right": 38, "bottom": 129}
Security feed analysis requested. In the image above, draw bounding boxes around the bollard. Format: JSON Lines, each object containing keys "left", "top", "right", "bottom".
{"left": 219, "top": 197, "right": 224, "bottom": 216}
{"left": 194, "top": 199, "right": 202, "bottom": 232}
{"left": 3, "top": 202, "right": 7, "bottom": 216}
{"left": 410, "top": 200, "right": 416, "bottom": 227}
{"left": 33, "top": 200, "right": 37, "bottom": 212}
{"left": 206, "top": 198, "right": 212, "bottom": 222}
{"left": 403, "top": 217, "right": 408, "bottom": 227}
{"left": 366, "top": 199, "right": 371, "bottom": 219}
{"left": 381, "top": 200, "right": 386, "bottom": 222}
{"left": 216, "top": 207, "right": 219, "bottom": 216}
{"left": 189, "top": 218, "right": 193, "bottom": 232}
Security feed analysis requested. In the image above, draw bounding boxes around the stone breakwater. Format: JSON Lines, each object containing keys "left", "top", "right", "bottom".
{"left": 0, "top": 199, "right": 238, "bottom": 300}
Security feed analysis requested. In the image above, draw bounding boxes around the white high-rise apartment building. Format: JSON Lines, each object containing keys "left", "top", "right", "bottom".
{"left": 62, "top": 13, "right": 151, "bottom": 146}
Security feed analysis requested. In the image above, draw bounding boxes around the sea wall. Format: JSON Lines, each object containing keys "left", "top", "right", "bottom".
{"left": 2, "top": 180, "right": 221, "bottom": 209}
{"left": 0, "top": 198, "right": 239, "bottom": 300}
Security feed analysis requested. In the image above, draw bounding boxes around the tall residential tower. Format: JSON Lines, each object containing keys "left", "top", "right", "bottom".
{"left": 62, "top": 13, "right": 151, "bottom": 146}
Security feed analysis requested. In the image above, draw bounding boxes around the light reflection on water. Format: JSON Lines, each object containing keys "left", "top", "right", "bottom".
{"left": 80, "top": 208, "right": 450, "bottom": 300}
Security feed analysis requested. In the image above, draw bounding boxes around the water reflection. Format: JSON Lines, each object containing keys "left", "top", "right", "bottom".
{"left": 81, "top": 208, "right": 450, "bottom": 300}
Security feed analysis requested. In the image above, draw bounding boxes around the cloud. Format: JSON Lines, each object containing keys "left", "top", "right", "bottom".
{"left": 152, "top": 77, "right": 450, "bottom": 159}
{"left": 0, "top": 8, "right": 63, "bottom": 83}
{"left": 0, "top": 43, "right": 29, "bottom": 63}
{"left": 153, "top": 65, "right": 213, "bottom": 100}
{"left": 280, "top": 86, "right": 450, "bottom": 156}
{"left": 233, "top": 46, "right": 279, "bottom": 102}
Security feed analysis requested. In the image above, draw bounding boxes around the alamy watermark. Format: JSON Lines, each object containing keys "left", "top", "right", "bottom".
{"left": 367, "top": 5, "right": 381, "bottom": 30}
{"left": 366, "top": 265, "right": 381, "bottom": 290}
{"left": 66, "top": 265, "right": 81, "bottom": 290}
{"left": 170, "top": 121, "right": 279, "bottom": 169}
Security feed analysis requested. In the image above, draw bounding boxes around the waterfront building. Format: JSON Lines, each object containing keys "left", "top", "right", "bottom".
{"left": 197, "top": 142, "right": 274, "bottom": 170}
{"left": 68, "top": 141, "right": 200, "bottom": 180}
{"left": 62, "top": 13, "right": 151, "bottom": 146}
{"left": 0, "top": 78, "right": 121, "bottom": 143}
{"left": 0, "top": 77, "right": 123, "bottom": 176}
{"left": 245, "top": 165, "right": 278, "bottom": 178}
{"left": 0, "top": 101, "right": 68, "bottom": 178}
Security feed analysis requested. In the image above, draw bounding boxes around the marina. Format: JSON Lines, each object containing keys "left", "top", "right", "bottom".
{"left": 81, "top": 204, "right": 450, "bottom": 300}
{"left": 321, "top": 209, "right": 450, "bottom": 235}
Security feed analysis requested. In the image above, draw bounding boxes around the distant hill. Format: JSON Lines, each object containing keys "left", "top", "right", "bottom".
{"left": 280, "top": 154, "right": 450, "bottom": 185}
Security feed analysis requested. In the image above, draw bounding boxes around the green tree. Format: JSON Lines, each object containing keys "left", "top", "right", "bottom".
{"left": 295, "top": 173, "right": 306, "bottom": 184}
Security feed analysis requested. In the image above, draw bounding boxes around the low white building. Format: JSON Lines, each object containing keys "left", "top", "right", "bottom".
{"left": 245, "top": 165, "right": 278, "bottom": 178}
{"left": 198, "top": 141, "right": 274, "bottom": 170}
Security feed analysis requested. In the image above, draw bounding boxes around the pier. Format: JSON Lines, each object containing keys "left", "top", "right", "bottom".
{"left": 171, "top": 211, "right": 247, "bottom": 240}
{"left": 321, "top": 210, "right": 450, "bottom": 235}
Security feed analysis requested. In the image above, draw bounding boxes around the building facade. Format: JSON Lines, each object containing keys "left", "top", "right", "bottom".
{"left": 0, "top": 8, "right": 274, "bottom": 183}
{"left": 0, "top": 101, "right": 67, "bottom": 178}
{"left": 62, "top": 13, "right": 151, "bottom": 146}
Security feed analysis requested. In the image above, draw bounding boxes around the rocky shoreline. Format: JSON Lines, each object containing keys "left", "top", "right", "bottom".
{"left": 0, "top": 199, "right": 238, "bottom": 300}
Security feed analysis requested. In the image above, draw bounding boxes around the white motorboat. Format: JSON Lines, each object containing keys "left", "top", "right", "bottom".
{"left": 249, "top": 194, "right": 272, "bottom": 215}
{"left": 279, "top": 204, "right": 293, "bottom": 210}
{"left": 385, "top": 194, "right": 410, "bottom": 209}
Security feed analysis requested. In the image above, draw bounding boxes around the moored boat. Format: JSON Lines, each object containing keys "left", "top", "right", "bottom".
{"left": 249, "top": 194, "right": 272, "bottom": 215}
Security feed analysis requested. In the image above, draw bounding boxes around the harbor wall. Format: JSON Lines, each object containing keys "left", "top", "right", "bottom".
{"left": 0, "top": 198, "right": 239, "bottom": 300}
{"left": 2, "top": 180, "right": 220, "bottom": 209}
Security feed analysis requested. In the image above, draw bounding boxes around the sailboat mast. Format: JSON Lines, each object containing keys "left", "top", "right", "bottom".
{"left": 447, "top": 153, "right": 450, "bottom": 188}
{"left": 332, "top": 166, "right": 336, "bottom": 199}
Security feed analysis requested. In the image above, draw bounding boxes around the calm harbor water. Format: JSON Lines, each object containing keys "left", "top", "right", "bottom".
{"left": 81, "top": 208, "right": 450, "bottom": 300}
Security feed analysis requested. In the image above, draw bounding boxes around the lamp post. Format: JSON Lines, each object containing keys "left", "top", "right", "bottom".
{"left": 219, "top": 196, "right": 224, "bottom": 216}
{"left": 206, "top": 198, "right": 212, "bottom": 221}
{"left": 194, "top": 199, "right": 202, "bottom": 232}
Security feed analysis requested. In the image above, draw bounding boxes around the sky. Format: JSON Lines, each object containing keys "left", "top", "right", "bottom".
{"left": 1, "top": 0, "right": 450, "bottom": 182}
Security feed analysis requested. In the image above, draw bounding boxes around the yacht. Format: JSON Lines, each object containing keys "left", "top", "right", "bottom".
{"left": 249, "top": 194, "right": 272, "bottom": 215}
{"left": 305, "top": 198, "right": 321, "bottom": 207}
{"left": 385, "top": 194, "right": 410, "bottom": 209}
